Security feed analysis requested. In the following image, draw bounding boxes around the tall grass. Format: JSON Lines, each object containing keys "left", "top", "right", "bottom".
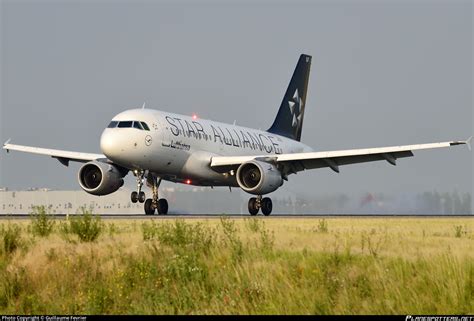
{"left": 142, "top": 219, "right": 215, "bottom": 254}
{"left": 0, "top": 217, "right": 472, "bottom": 314}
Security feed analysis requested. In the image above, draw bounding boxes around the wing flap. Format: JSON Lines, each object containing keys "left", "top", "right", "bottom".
{"left": 297, "top": 150, "right": 414, "bottom": 171}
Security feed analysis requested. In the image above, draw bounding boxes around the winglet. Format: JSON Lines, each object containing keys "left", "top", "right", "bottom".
{"left": 466, "top": 136, "right": 472, "bottom": 151}
{"left": 450, "top": 137, "right": 472, "bottom": 150}
{"left": 142, "top": 102, "right": 146, "bottom": 109}
{"left": 3, "top": 138, "right": 11, "bottom": 153}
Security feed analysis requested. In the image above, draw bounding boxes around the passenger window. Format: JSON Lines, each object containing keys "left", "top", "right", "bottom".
{"left": 107, "top": 121, "right": 118, "bottom": 128}
{"left": 118, "top": 121, "right": 133, "bottom": 128}
{"left": 133, "top": 121, "right": 143, "bottom": 130}
{"left": 141, "top": 122, "right": 150, "bottom": 131}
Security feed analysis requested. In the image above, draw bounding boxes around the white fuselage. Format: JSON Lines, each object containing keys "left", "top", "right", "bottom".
{"left": 100, "top": 109, "right": 313, "bottom": 187}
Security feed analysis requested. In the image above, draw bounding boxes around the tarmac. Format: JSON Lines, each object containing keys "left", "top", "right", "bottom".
{"left": 1, "top": 213, "right": 472, "bottom": 219}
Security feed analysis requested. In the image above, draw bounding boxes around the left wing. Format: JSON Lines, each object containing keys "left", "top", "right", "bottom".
{"left": 210, "top": 139, "right": 470, "bottom": 175}
{"left": 3, "top": 141, "right": 106, "bottom": 166}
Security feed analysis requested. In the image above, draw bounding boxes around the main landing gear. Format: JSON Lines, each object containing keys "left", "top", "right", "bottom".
{"left": 144, "top": 175, "right": 168, "bottom": 215}
{"left": 248, "top": 195, "right": 272, "bottom": 216}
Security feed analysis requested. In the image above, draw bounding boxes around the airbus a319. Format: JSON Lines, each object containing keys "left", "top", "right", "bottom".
{"left": 3, "top": 55, "right": 470, "bottom": 215}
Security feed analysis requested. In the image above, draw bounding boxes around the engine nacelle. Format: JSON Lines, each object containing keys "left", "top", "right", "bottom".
{"left": 236, "top": 160, "right": 283, "bottom": 195}
{"left": 78, "top": 161, "right": 125, "bottom": 196}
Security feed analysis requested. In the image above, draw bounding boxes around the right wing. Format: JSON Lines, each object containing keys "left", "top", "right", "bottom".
{"left": 3, "top": 141, "right": 106, "bottom": 166}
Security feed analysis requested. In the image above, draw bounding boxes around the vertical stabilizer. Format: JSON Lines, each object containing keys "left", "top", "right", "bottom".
{"left": 267, "top": 54, "right": 312, "bottom": 141}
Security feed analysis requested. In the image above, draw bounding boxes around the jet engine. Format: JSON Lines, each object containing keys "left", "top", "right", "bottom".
{"left": 236, "top": 160, "right": 283, "bottom": 195}
{"left": 78, "top": 161, "right": 126, "bottom": 196}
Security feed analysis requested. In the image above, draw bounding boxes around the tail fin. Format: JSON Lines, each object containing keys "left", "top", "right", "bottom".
{"left": 267, "top": 54, "right": 312, "bottom": 141}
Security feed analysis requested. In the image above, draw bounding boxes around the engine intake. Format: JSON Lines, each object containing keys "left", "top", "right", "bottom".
{"left": 78, "top": 161, "right": 126, "bottom": 196}
{"left": 236, "top": 160, "right": 283, "bottom": 195}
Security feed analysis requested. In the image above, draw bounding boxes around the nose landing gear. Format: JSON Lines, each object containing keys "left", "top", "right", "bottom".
{"left": 131, "top": 170, "right": 146, "bottom": 203}
{"left": 131, "top": 191, "right": 146, "bottom": 203}
{"left": 248, "top": 196, "right": 272, "bottom": 216}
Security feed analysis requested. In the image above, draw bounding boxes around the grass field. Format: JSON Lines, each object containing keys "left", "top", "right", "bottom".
{"left": 0, "top": 215, "right": 472, "bottom": 314}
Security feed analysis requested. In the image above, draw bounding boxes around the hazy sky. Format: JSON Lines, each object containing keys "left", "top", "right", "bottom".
{"left": 0, "top": 0, "right": 472, "bottom": 201}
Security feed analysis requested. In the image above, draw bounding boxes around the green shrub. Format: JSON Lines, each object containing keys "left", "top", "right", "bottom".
{"left": 107, "top": 223, "right": 118, "bottom": 237}
{"left": 361, "top": 231, "right": 387, "bottom": 258}
{"left": 2, "top": 224, "right": 22, "bottom": 255}
{"left": 220, "top": 217, "right": 243, "bottom": 261}
{"left": 246, "top": 219, "right": 274, "bottom": 252}
{"left": 141, "top": 221, "right": 158, "bottom": 241}
{"left": 317, "top": 219, "right": 329, "bottom": 233}
{"left": 29, "top": 206, "right": 55, "bottom": 237}
{"left": 259, "top": 226, "right": 275, "bottom": 252}
{"left": 220, "top": 216, "right": 238, "bottom": 241}
{"left": 454, "top": 225, "right": 467, "bottom": 238}
{"left": 57, "top": 220, "right": 71, "bottom": 239}
{"left": 244, "top": 218, "right": 263, "bottom": 233}
{"left": 69, "top": 208, "right": 103, "bottom": 242}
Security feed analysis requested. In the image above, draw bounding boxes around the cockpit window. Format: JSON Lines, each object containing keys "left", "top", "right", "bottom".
{"left": 133, "top": 121, "right": 143, "bottom": 130}
{"left": 117, "top": 121, "right": 133, "bottom": 128}
{"left": 141, "top": 122, "right": 150, "bottom": 131}
{"left": 114, "top": 120, "right": 149, "bottom": 130}
{"left": 107, "top": 121, "right": 118, "bottom": 128}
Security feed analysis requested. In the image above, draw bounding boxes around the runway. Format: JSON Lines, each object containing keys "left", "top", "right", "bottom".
{"left": 1, "top": 213, "right": 472, "bottom": 219}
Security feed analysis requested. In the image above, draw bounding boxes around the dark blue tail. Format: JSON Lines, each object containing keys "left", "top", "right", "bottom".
{"left": 267, "top": 54, "right": 312, "bottom": 141}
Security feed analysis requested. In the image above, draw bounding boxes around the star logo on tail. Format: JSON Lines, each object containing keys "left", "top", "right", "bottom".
{"left": 288, "top": 88, "right": 303, "bottom": 128}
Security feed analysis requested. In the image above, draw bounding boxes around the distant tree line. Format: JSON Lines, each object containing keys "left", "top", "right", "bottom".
{"left": 271, "top": 190, "right": 472, "bottom": 215}
{"left": 415, "top": 191, "right": 471, "bottom": 215}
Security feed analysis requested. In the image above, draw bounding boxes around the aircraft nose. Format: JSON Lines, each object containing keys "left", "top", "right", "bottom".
{"left": 100, "top": 129, "right": 120, "bottom": 159}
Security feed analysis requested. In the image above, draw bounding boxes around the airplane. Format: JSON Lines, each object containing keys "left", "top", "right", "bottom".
{"left": 2, "top": 54, "right": 471, "bottom": 215}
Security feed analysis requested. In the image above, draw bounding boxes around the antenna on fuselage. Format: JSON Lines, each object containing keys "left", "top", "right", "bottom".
{"left": 142, "top": 102, "right": 146, "bottom": 109}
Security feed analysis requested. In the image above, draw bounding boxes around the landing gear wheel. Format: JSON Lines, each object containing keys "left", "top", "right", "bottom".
{"left": 261, "top": 197, "right": 272, "bottom": 216}
{"left": 131, "top": 191, "right": 138, "bottom": 203}
{"left": 138, "top": 191, "right": 146, "bottom": 203}
{"left": 157, "top": 199, "right": 168, "bottom": 215}
{"left": 248, "top": 197, "right": 259, "bottom": 216}
{"left": 144, "top": 199, "right": 155, "bottom": 215}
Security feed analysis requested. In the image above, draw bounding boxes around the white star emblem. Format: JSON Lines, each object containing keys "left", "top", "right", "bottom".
{"left": 288, "top": 88, "right": 303, "bottom": 128}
